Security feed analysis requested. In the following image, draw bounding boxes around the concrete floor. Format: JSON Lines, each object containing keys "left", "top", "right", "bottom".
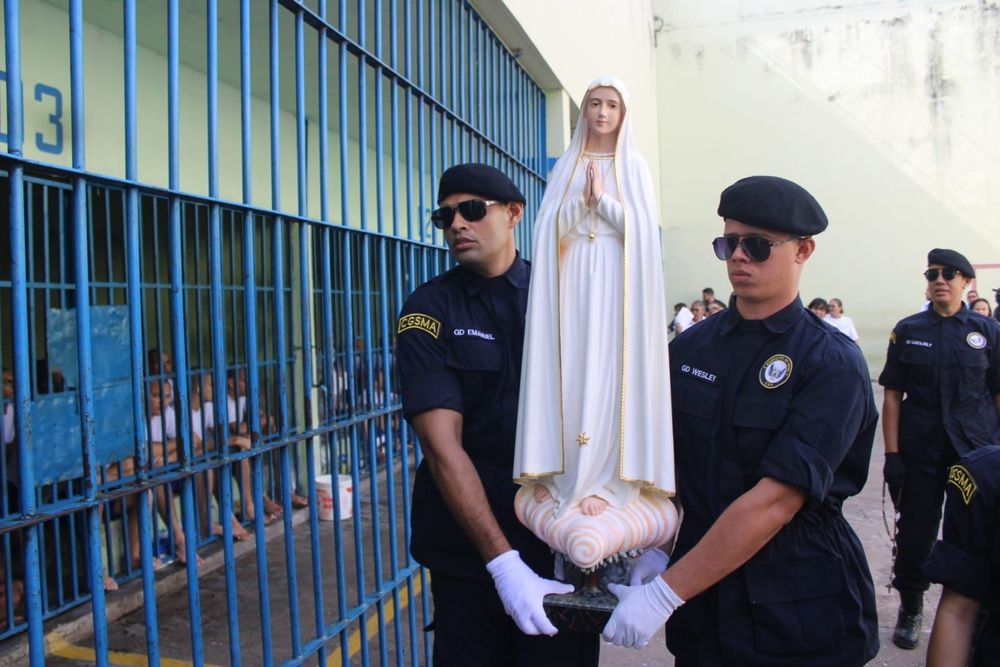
{"left": 6, "top": 384, "right": 941, "bottom": 665}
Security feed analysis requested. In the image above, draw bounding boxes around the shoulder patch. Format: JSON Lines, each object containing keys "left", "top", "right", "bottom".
{"left": 889, "top": 330, "right": 896, "bottom": 344}
{"left": 397, "top": 313, "right": 441, "bottom": 338}
{"left": 947, "top": 464, "right": 978, "bottom": 505}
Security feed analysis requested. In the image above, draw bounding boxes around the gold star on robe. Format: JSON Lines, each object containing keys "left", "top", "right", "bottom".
{"left": 576, "top": 432, "right": 590, "bottom": 446}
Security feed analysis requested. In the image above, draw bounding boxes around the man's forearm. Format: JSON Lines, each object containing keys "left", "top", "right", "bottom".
{"left": 413, "top": 409, "right": 511, "bottom": 563}
{"left": 663, "top": 478, "right": 805, "bottom": 601}
{"left": 425, "top": 448, "right": 511, "bottom": 561}
{"left": 927, "top": 588, "right": 980, "bottom": 667}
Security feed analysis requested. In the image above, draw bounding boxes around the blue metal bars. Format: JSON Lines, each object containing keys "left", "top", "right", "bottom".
{"left": 0, "top": 1, "right": 547, "bottom": 664}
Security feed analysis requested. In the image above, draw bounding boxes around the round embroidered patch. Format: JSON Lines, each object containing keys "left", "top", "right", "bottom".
{"left": 759, "top": 354, "right": 793, "bottom": 389}
{"left": 967, "top": 332, "right": 987, "bottom": 350}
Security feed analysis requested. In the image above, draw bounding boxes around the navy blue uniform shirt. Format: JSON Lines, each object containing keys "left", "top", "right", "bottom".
{"left": 925, "top": 446, "right": 1000, "bottom": 665}
{"left": 666, "top": 298, "right": 879, "bottom": 666}
{"left": 878, "top": 306, "right": 1000, "bottom": 461}
{"left": 396, "top": 255, "right": 551, "bottom": 581}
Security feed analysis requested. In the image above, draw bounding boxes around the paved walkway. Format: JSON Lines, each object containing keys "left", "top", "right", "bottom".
{"left": 4, "top": 385, "right": 940, "bottom": 665}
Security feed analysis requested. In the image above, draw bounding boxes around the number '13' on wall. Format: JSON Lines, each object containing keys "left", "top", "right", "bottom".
{"left": 0, "top": 70, "right": 65, "bottom": 155}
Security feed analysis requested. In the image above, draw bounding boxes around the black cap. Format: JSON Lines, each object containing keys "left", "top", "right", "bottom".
{"left": 718, "top": 175, "right": 828, "bottom": 236}
{"left": 436, "top": 163, "right": 525, "bottom": 205}
{"left": 927, "top": 248, "right": 975, "bottom": 278}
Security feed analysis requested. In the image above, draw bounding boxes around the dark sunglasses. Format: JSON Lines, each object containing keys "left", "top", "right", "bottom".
{"left": 924, "top": 267, "right": 961, "bottom": 282}
{"left": 430, "top": 199, "right": 501, "bottom": 230}
{"left": 711, "top": 235, "right": 804, "bottom": 262}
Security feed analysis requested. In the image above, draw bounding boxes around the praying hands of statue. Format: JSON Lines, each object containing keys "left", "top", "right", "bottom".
{"left": 586, "top": 160, "right": 604, "bottom": 209}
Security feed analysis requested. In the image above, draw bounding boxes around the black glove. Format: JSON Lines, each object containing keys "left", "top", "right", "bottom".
{"left": 883, "top": 452, "right": 906, "bottom": 510}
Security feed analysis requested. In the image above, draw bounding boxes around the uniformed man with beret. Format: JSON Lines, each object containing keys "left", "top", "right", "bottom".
{"left": 879, "top": 248, "right": 1000, "bottom": 650}
{"left": 925, "top": 445, "right": 1000, "bottom": 666}
{"left": 603, "top": 175, "right": 879, "bottom": 665}
{"left": 396, "top": 163, "right": 598, "bottom": 666}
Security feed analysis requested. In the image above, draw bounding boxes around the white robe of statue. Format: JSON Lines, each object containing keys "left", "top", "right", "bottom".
{"left": 512, "top": 77, "right": 677, "bottom": 569}
{"left": 550, "top": 153, "right": 634, "bottom": 510}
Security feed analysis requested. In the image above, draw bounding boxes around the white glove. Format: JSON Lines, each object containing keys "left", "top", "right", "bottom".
{"left": 628, "top": 548, "right": 670, "bottom": 586}
{"left": 602, "top": 576, "right": 685, "bottom": 649}
{"left": 486, "top": 550, "right": 574, "bottom": 636}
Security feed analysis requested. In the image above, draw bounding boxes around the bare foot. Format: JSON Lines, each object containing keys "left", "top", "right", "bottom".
{"left": 231, "top": 518, "right": 253, "bottom": 542}
{"left": 174, "top": 537, "right": 205, "bottom": 569}
{"left": 579, "top": 495, "right": 608, "bottom": 516}
{"left": 290, "top": 493, "right": 309, "bottom": 509}
{"left": 263, "top": 497, "right": 283, "bottom": 516}
{"left": 533, "top": 484, "right": 553, "bottom": 503}
{"left": 103, "top": 575, "right": 119, "bottom": 592}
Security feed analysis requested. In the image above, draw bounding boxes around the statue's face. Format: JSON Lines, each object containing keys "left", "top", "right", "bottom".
{"left": 584, "top": 87, "right": 623, "bottom": 142}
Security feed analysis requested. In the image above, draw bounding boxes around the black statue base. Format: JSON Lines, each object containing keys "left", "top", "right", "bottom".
{"left": 543, "top": 553, "right": 632, "bottom": 634}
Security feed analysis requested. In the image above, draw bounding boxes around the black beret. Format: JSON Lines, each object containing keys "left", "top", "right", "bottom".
{"left": 718, "top": 175, "right": 828, "bottom": 236}
{"left": 436, "top": 163, "right": 525, "bottom": 205}
{"left": 927, "top": 248, "right": 975, "bottom": 278}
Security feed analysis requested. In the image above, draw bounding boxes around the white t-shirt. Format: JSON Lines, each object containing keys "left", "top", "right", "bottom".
{"left": 226, "top": 395, "right": 246, "bottom": 424}
{"left": 824, "top": 314, "right": 859, "bottom": 341}
{"left": 190, "top": 401, "right": 215, "bottom": 440}
{"left": 673, "top": 307, "right": 694, "bottom": 333}
{"left": 3, "top": 403, "right": 13, "bottom": 445}
{"left": 147, "top": 405, "right": 178, "bottom": 443}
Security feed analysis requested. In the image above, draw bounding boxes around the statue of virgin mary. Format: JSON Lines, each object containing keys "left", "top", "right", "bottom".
{"left": 512, "top": 76, "right": 676, "bottom": 570}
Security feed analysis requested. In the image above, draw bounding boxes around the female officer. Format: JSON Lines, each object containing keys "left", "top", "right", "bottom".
{"left": 879, "top": 249, "right": 1000, "bottom": 650}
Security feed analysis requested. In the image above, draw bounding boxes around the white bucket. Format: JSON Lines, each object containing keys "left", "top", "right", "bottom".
{"left": 315, "top": 474, "right": 353, "bottom": 521}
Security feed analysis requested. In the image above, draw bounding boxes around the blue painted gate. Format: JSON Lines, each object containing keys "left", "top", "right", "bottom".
{"left": 0, "top": 1, "right": 547, "bottom": 664}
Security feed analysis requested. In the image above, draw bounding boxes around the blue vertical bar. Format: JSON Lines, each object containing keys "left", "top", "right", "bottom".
{"left": 416, "top": 0, "right": 424, "bottom": 89}
{"left": 185, "top": 2, "right": 223, "bottom": 663}
{"left": 429, "top": 0, "right": 436, "bottom": 100}
{"left": 358, "top": 0, "right": 369, "bottom": 237}
{"left": 449, "top": 0, "right": 457, "bottom": 114}
{"left": 374, "top": 7, "right": 385, "bottom": 236}
{"left": 404, "top": 96, "right": 413, "bottom": 241}
{"left": 390, "top": 0, "right": 399, "bottom": 238}
{"left": 269, "top": 1, "right": 301, "bottom": 657}
{"left": 374, "top": 0, "right": 382, "bottom": 58}
{"left": 386, "top": 4, "right": 406, "bottom": 660}
{"left": 335, "top": 32, "right": 354, "bottom": 659}
{"left": 338, "top": 1, "right": 350, "bottom": 233}
{"left": 294, "top": 8, "right": 328, "bottom": 665}
{"left": 315, "top": 4, "right": 350, "bottom": 662}
{"left": 241, "top": 193, "right": 272, "bottom": 664}
{"left": 3, "top": 2, "right": 44, "bottom": 662}
{"left": 319, "top": 237, "right": 349, "bottom": 667}
{"left": 235, "top": 4, "right": 271, "bottom": 662}
{"left": 122, "top": 2, "right": 162, "bottom": 662}
{"left": 354, "top": 0, "right": 378, "bottom": 662}
{"left": 342, "top": 241, "right": 372, "bottom": 667}
{"left": 69, "top": 1, "right": 110, "bottom": 663}
{"left": 172, "top": 1, "right": 206, "bottom": 657}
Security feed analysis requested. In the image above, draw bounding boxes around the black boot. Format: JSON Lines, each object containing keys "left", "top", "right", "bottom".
{"left": 893, "top": 592, "right": 923, "bottom": 650}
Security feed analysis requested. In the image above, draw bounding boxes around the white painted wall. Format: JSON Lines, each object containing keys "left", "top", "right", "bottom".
{"left": 3, "top": 0, "right": 441, "bottom": 240}
{"left": 653, "top": 0, "right": 1000, "bottom": 369}
{"left": 483, "top": 0, "right": 663, "bottom": 181}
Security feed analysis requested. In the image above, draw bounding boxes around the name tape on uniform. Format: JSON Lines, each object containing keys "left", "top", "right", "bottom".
{"left": 678, "top": 364, "right": 718, "bottom": 384}
{"left": 397, "top": 313, "right": 441, "bottom": 338}
{"left": 947, "top": 464, "right": 978, "bottom": 505}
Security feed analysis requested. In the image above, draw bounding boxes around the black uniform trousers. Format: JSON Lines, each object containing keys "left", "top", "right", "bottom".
{"left": 428, "top": 572, "right": 598, "bottom": 667}
{"left": 893, "top": 451, "right": 956, "bottom": 596}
